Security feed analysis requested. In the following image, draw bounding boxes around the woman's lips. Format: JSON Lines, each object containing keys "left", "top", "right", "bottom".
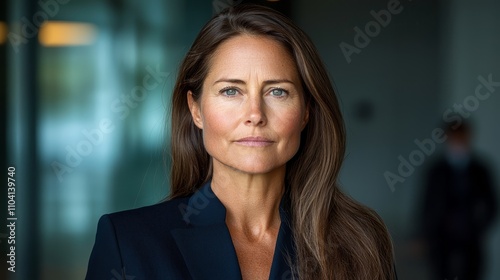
{"left": 235, "top": 136, "right": 274, "bottom": 147}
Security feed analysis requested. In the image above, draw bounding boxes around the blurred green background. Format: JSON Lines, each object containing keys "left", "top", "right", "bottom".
{"left": 1, "top": 0, "right": 499, "bottom": 279}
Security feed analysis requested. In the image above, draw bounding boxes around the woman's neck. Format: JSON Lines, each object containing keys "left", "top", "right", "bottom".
{"left": 210, "top": 160, "right": 284, "bottom": 240}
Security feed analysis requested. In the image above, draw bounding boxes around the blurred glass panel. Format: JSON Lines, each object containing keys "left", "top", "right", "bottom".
{"left": 32, "top": 0, "right": 183, "bottom": 278}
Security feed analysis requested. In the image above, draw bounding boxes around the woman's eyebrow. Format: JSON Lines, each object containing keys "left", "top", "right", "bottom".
{"left": 213, "top": 78, "right": 245, "bottom": 85}
{"left": 213, "top": 78, "right": 295, "bottom": 86}
{"left": 263, "top": 79, "right": 295, "bottom": 86}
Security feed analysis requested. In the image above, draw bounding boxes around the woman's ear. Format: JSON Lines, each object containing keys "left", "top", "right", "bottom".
{"left": 187, "top": 91, "right": 203, "bottom": 129}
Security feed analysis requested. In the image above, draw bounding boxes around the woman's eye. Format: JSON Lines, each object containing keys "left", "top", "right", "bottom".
{"left": 221, "top": 88, "right": 238, "bottom": 96}
{"left": 270, "top": 88, "right": 287, "bottom": 97}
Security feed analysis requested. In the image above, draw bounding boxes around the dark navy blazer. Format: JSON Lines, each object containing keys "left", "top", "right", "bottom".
{"left": 85, "top": 182, "right": 295, "bottom": 280}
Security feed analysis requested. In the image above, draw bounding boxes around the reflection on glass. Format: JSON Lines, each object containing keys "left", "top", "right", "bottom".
{"left": 39, "top": 21, "right": 97, "bottom": 47}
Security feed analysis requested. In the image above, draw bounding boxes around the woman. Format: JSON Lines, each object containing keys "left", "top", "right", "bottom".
{"left": 86, "top": 4, "right": 396, "bottom": 280}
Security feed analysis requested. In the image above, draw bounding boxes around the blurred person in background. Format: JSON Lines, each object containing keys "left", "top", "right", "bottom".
{"left": 86, "top": 4, "right": 397, "bottom": 280}
{"left": 421, "top": 120, "right": 497, "bottom": 280}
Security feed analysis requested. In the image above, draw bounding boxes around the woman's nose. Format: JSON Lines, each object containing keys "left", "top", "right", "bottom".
{"left": 244, "top": 95, "right": 267, "bottom": 127}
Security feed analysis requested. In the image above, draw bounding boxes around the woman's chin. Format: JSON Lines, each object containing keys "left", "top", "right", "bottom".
{"left": 216, "top": 159, "right": 285, "bottom": 176}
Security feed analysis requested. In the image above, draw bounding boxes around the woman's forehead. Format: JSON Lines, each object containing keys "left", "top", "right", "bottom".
{"left": 205, "top": 34, "right": 299, "bottom": 83}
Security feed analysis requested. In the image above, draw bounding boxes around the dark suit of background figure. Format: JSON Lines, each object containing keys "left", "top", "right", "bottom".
{"left": 421, "top": 122, "right": 497, "bottom": 280}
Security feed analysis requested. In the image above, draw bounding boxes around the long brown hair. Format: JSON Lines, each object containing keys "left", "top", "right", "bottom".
{"left": 170, "top": 4, "right": 395, "bottom": 279}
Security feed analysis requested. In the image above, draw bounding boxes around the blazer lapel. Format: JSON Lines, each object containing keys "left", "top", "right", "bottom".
{"left": 171, "top": 225, "right": 242, "bottom": 279}
{"left": 171, "top": 181, "right": 296, "bottom": 280}
{"left": 269, "top": 194, "right": 295, "bottom": 279}
{"left": 171, "top": 182, "right": 242, "bottom": 280}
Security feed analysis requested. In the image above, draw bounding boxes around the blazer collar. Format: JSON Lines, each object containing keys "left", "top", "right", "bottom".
{"left": 181, "top": 180, "right": 227, "bottom": 226}
{"left": 171, "top": 181, "right": 295, "bottom": 279}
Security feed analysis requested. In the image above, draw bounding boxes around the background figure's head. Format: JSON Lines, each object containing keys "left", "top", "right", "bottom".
{"left": 446, "top": 120, "right": 472, "bottom": 147}
{"left": 444, "top": 120, "right": 473, "bottom": 167}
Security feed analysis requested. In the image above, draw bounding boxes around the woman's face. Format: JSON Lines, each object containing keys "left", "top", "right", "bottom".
{"left": 188, "top": 34, "right": 308, "bottom": 175}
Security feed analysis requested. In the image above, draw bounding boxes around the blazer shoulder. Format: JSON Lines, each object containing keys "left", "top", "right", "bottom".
{"left": 86, "top": 196, "right": 194, "bottom": 279}
{"left": 105, "top": 196, "right": 191, "bottom": 231}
